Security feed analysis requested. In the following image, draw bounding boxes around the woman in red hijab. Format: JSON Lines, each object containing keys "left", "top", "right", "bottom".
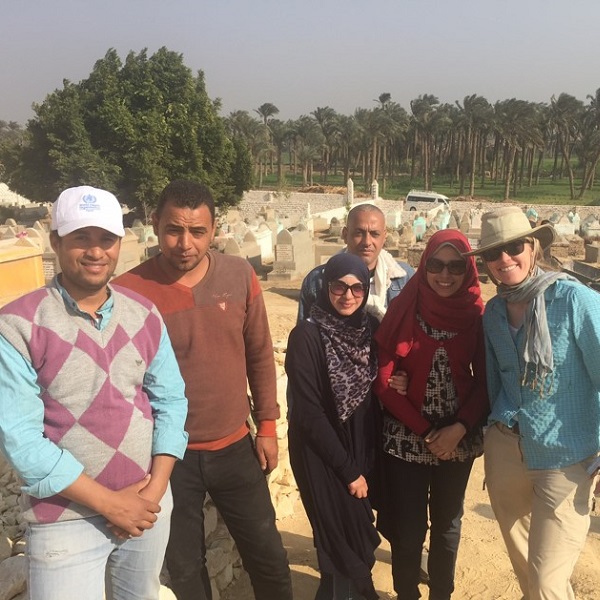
{"left": 374, "top": 229, "right": 489, "bottom": 600}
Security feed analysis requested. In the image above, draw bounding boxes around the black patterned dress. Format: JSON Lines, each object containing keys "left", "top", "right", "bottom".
{"left": 286, "top": 319, "right": 380, "bottom": 600}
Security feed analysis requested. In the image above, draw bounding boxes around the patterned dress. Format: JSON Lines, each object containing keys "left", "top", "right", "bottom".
{"left": 382, "top": 315, "right": 484, "bottom": 465}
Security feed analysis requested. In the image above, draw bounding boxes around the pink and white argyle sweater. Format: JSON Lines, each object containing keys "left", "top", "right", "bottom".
{"left": 0, "top": 284, "right": 162, "bottom": 523}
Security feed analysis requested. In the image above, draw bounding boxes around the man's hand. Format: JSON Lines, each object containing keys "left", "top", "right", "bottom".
{"left": 101, "top": 477, "right": 161, "bottom": 538}
{"left": 347, "top": 475, "right": 368, "bottom": 498}
{"left": 255, "top": 436, "right": 279, "bottom": 474}
{"left": 61, "top": 473, "right": 161, "bottom": 539}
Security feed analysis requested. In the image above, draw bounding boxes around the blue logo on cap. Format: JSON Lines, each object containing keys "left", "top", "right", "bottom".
{"left": 79, "top": 194, "right": 101, "bottom": 212}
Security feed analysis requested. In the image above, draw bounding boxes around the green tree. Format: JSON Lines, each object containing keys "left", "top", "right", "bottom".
{"left": 548, "top": 93, "right": 584, "bottom": 199}
{"left": 291, "top": 116, "right": 323, "bottom": 186}
{"left": 377, "top": 101, "right": 408, "bottom": 193}
{"left": 254, "top": 103, "right": 279, "bottom": 180}
{"left": 225, "top": 110, "right": 270, "bottom": 187}
{"left": 576, "top": 88, "right": 600, "bottom": 198}
{"left": 335, "top": 115, "right": 359, "bottom": 184}
{"left": 254, "top": 103, "right": 279, "bottom": 126}
{"left": 493, "top": 99, "right": 542, "bottom": 200}
{"left": 2, "top": 47, "right": 245, "bottom": 210}
{"left": 374, "top": 93, "right": 392, "bottom": 108}
{"left": 410, "top": 95, "right": 450, "bottom": 190}
{"left": 269, "top": 119, "right": 293, "bottom": 187}
{"left": 311, "top": 106, "right": 338, "bottom": 183}
{"left": 455, "top": 95, "right": 493, "bottom": 196}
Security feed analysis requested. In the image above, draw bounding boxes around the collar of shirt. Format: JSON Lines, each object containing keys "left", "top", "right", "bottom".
{"left": 52, "top": 276, "right": 114, "bottom": 331}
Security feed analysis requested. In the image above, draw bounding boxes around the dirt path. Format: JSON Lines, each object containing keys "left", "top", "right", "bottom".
{"left": 222, "top": 279, "right": 600, "bottom": 599}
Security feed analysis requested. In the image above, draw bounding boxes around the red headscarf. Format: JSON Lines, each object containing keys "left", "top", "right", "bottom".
{"left": 375, "top": 229, "right": 483, "bottom": 358}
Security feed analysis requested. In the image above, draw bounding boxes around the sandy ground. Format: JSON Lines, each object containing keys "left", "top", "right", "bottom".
{"left": 223, "top": 277, "right": 600, "bottom": 600}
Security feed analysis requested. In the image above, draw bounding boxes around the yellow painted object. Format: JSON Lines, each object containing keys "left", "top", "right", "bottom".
{"left": 0, "top": 244, "right": 44, "bottom": 308}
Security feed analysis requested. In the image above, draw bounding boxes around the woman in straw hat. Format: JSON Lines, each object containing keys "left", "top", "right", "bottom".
{"left": 467, "top": 206, "right": 600, "bottom": 600}
{"left": 374, "top": 229, "right": 488, "bottom": 600}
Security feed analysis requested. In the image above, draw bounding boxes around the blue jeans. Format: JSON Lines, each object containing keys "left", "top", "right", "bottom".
{"left": 382, "top": 453, "right": 474, "bottom": 600}
{"left": 26, "top": 487, "right": 172, "bottom": 600}
{"left": 166, "top": 435, "right": 292, "bottom": 600}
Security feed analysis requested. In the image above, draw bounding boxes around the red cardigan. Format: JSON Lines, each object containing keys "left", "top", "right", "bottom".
{"left": 374, "top": 318, "right": 488, "bottom": 437}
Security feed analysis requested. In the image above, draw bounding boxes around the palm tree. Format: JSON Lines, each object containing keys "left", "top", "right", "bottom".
{"left": 225, "top": 110, "right": 270, "bottom": 186}
{"left": 410, "top": 95, "right": 450, "bottom": 190}
{"left": 548, "top": 93, "right": 584, "bottom": 199}
{"left": 254, "top": 103, "right": 279, "bottom": 126}
{"left": 456, "top": 95, "right": 493, "bottom": 196}
{"left": 311, "top": 107, "right": 338, "bottom": 183}
{"left": 291, "top": 116, "right": 323, "bottom": 186}
{"left": 374, "top": 93, "right": 392, "bottom": 108}
{"left": 493, "top": 99, "right": 542, "bottom": 200}
{"left": 268, "top": 119, "right": 292, "bottom": 187}
{"left": 576, "top": 88, "right": 600, "bottom": 198}
{"left": 377, "top": 101, "right": 408, "bottom": 193}
{"left": 354, "top": 108, "right": 387, "bottom": 190}
{"left": 253, "top": 103, "right": 280, "bottom": 180}
{"left": 335, "top": 114, "right": 359, "bottom": 184}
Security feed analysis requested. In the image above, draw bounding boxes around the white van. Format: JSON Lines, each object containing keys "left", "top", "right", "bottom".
{"left": 405, "top": 190, "right": 450, "bottom": 211}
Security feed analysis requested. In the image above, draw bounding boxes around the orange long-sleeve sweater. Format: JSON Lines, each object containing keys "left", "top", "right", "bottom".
{"left": 114, "top": 251, "right": 279, "bottom": 449}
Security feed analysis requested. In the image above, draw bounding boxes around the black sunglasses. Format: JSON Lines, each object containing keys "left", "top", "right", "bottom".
{"left": 481, "top": 240, "right": 526, "bottom": 262}
{"left": 425, "top": 257, "right": 467, "bottom": 275}
{"left": 328, "top": 281, "right": 367, "bottom": 298}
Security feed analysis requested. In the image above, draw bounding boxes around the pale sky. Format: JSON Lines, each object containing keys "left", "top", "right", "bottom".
{"left": 2, "top": 0, "right": 600, "bottom": 125}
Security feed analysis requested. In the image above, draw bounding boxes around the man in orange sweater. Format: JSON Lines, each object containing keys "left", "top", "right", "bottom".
{"left": 115, "top": 180, "right": 292, "bottom": 600}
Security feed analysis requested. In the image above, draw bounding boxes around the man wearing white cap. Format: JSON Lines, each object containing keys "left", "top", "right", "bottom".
{"left": 0, "top": 186, "right": 188, "bottom": 599}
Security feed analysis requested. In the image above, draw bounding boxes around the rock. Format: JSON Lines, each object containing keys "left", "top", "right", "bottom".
{"left": 12, "top": 540, "right": 26, "bottom": 557}
{"left": 0, "top": 536, "right": 11, "bottom": 562}
{"left": 0, "top": 555, "right": 27, "bottom": 600}
{"left": 203, "top": 503, "right": 218, "bottom": 538}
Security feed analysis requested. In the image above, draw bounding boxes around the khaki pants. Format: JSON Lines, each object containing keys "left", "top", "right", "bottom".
{"left": 484, "top": 422, "right": 596, "bottom": 600}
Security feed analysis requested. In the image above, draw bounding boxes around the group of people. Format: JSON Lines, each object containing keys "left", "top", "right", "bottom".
{"left": 286, "top": 204, "right": 600, "bottom": 600}
{"left": 0, "top": 182, "right": 292, "bottom": 600}
{"left": 0, "top": 189, "right": 598, "bottom": 600}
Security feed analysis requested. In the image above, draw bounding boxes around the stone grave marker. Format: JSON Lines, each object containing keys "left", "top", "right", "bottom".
{"left": 329, "top": 217, "right": 342, "bottom": 237}
{"left": 347, "top": 178, "right": 354, "bottom": 205}
{"left": 115, "top": 228, "right": 142, "bottom": 276}
{"left": 255, "top": 223, "right": 274, "bottom": 262}
{"left": 268, "top": 227, "right": 313, "bottom": 281}
{"left": 553, "top": 214, "right": 575, "bottom": 237}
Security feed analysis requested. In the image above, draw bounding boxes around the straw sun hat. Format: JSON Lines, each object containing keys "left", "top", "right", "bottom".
{"left": 464, "top": 206, "right": 556, "bottom": 257}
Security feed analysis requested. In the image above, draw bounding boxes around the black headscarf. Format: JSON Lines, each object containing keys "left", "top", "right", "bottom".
{"left": 309, "top": 254, "right": 377, "bottom": 422}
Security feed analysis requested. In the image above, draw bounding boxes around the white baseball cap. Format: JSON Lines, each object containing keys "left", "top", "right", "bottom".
{"left": 51, "top": 186, "right": 125, "bottom": 237}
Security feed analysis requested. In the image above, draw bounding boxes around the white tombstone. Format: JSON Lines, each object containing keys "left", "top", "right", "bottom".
{"left": 254, "top": 224, "right": 274, "bottom": 262}
{"left": 370, "top": 180, "right": 379, "bottom": 200}
{"left": 233, "top": 221, "right": 248, "bottom": 241}
{"left": 553, "top": 214, "right": 575, "bottom": 237}
{"left": 412, "top": 217, "right": 427, "bottom": 242}
{"left": 385, "top": 210, "right": 403, "bottom": 229}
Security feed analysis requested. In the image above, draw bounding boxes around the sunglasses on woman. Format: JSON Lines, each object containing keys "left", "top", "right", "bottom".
{"left": 481, "top": 240, "right": 526, "bottom": 262}
{"left": 328, "top": 281, "right": 367, "bottom": 298}
{"left": 425, "top": 258, "right": 467, "bottom": 275}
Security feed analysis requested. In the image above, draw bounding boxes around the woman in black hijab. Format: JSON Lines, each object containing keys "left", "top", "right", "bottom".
{"left": 286, "top": 253, "right": 381, "bottom": 600}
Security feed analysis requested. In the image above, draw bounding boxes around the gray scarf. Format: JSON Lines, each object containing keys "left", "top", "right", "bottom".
{"left": 497, "top": 266, "right": 575, "bottom": 395}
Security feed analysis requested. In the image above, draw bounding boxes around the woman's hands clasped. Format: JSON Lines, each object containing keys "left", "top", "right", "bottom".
{"left": 425, "top": 422, "right": 467, "bottom": 460}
